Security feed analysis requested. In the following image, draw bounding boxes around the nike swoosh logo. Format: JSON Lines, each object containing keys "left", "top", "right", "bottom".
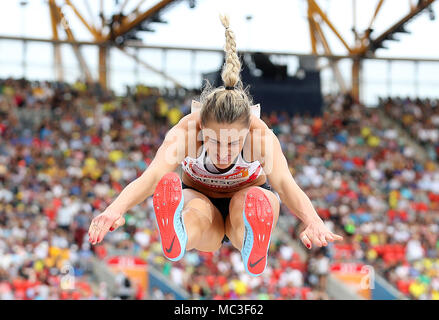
{"left": 166, "top": 236, "right": 176, "bottom": 253}
{"left": 249, "top": 256, "right": 265, "bottom": 268}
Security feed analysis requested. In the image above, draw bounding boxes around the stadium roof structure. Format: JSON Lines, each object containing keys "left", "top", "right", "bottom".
{"left": 306, "top": 0, "right": 436, "bottom": 100}
{"left": 45, "top": 0, "right": 187, "bottom": 88}
{"left": 0, "top": 0, "right": 437, "bottom": 100}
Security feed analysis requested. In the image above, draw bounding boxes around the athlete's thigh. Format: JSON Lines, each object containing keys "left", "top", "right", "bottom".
{"left": 182, "top": 188, "right": 224, "bottom": 228}
{"left": 225, "top": 186, "right": 280, "bottom": 236}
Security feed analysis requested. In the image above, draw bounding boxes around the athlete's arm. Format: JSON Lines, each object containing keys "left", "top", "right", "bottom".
{"left": 88, "top": 119, "right": 188, "bottom": 245}
{"left": 255, "top": 128, "right": 343, "bottom": 249}
{"left": 107, "top": 122, "right": 186, "bottom": 215}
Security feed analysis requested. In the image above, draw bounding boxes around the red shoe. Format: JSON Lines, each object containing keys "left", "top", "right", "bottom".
{"left": 153, "top": 172, "right": 187, "bottom": 261}
{"left": 241, "top": 187, "right": 274, "bottom": 276}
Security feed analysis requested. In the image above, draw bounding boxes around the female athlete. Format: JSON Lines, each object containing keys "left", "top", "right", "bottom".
{"left": 88, "top": 14, "right": 343, "bottom": 276}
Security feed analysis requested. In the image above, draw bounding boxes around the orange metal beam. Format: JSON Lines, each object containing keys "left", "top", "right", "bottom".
{"left": 360, "top": 0, "right": 436, "bottom": 55}
{"left": 49, "top": 0, "right": 59, "bottom": 38}
{"left": 54, "top": 4, "right": 93, "bottom": 82}
{"left": 353, "top": 0, "right": 385, "bottom": 54}
{"left": 368, "top": 0, "right": 385, "bottom": 31}
{"left": 64, "top": 0, "right": 103, "bottom": 40}
{"left": 82, "top": 0, "right": 95, "bottom": 28}
{"left": 131, "top": 0, "right": 148, "bottom": 14}
{"left": 352, "top": 58, "right": 361, "bottom": 102}
{"left": 98, "top": 45, "right": 108, "bottom": 89}
{"left": 307, "top": 6, "right": 317, "bottom": 54}
{"left": 49, "top": 0, "right": 64, "bottom": 81}
{"left": 308, "top": 0, "right": 353, "bottom": 54}
{"left": 311, "top": 15, "right": 347, "bottom": 93}
{"left": 109, "top": 0, "right": 176, "bottom": 39}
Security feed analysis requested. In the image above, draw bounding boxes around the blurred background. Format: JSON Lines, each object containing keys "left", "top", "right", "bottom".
{"left": 0, "top": 0, "right": 439, "bottom": 300}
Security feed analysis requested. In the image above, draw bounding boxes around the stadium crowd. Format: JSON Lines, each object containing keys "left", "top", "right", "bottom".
{"left": 1, "top": 77, "right": 439, "bottom": 300}
{"left": 380, "top": 97, "right": 439, "bottom": 162}
{"left": 271, "top": 93, "right": 439, "bottom": 300}
{"left": 0, "top": 78, "right": 320, "bottom": 300}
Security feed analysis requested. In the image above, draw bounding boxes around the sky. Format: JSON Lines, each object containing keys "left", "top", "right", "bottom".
{"left": 0, "top": 0, "right": 438, "bottom": 104}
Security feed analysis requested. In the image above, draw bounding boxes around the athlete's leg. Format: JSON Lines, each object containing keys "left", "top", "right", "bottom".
{"left": 225, "top": 186, "right": 280, "bottom": 275}
{"left": 153, "top": 172, "right": 224, "bottom": 261}
{"left": 182, "top": 188, "right": 225, "bottom": 252}
{"left": 226, "top": 186, "right": 280, "bottom": 250}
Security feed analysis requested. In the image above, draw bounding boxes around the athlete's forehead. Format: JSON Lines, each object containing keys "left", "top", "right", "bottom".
{"left": 200, "top": 125, "right": 249, "bottom": 143}
{"left": 207, "top": 136, "right": 242, "bottom": 144}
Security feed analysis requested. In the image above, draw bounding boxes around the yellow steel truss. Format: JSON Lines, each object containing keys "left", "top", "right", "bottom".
{"left": 307, "top": 0, "right": 436, "bottom": 101}
{"left": 44, "top": 0, "right": 180, "bottom": 89}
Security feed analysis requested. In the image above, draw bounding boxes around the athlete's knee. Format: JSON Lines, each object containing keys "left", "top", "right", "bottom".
{"left": 229, "top": 191, "right": 246, "bottom": 211}
{"left": 230, "top": 186, "right": 266, "bottom": 206}
{"left": 229, "top": 187, "right": 263, "bottom": 216}
{"left": 185, "top": 198, "right": 213, "bottom": 218}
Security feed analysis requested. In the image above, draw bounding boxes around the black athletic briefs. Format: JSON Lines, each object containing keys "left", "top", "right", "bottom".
{"left": 181, "top": 181, "right": 273, "bottom": 243}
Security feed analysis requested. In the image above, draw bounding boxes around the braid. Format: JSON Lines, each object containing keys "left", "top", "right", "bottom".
{"left": 219, "top": 14, "right": 242, "bottom": 89}
{"left": 199, "top": 14, "right": 252, "bottom": 127}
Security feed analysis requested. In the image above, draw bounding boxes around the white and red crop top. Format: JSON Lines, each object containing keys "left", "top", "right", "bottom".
{"left": 180, "top": 100, "right": 264, "bottom": 190}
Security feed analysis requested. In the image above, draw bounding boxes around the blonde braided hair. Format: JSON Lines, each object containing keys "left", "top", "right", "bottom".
{"left": 200, "top": 14, "right": 253, "bottom": 127}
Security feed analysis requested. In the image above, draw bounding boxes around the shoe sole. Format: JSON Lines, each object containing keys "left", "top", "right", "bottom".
{"left": 153, "top": 172, "right": 187, "bottom": 261}
{"left": 241, "top": 187, "right": 274, "bottom": 276}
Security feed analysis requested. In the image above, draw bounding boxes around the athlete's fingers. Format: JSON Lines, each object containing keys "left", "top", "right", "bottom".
{"left": 331, "top": 233, "right": 344, "bottom": 241}
{"left": 89, "top": 216, "right": 107, "bottom": 245}
{"left": 300, "top": 232, "right": 312, "bottom": 250}
{"left": 88, "top": 222, "right": 93, "bottom": 239}
{"left": 325, "top": 233, "right": 335, "bottom": 242}
{"left": 95, "top": 228, "right": 109, "bottom": 244}
{"left": 319, "top": 234, "right": 328, "bottom": 246}
{"left": 89, "top": 221, "right": 100, "bottom": 245}
{"left": 110, "top": 216, "right": 125, "bottom": 232}
{"left": 88, "top": 217, "right": 101, "bottom": 244}
{"left": 312, "top": 235, "right": 323, "bottom": 247}
{"left": 95, "top": 216, "right": 113, "bottom": 244}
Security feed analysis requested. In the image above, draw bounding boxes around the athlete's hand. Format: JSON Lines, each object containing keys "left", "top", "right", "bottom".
{"left": 88, "top": 210, "right": 126, "bottom": 245}
{"left": 299, "top": 218, "right": 343, "bottom": 250}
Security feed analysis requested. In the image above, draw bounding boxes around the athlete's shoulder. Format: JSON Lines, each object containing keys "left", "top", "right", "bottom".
{"left": 249, "top": 114, "right": 270, "bottom": 131}
{"left": 243, "top": 116, "right": 274, "bottom": 162}
{"left": 163, "top": 111, "right": 200, "bottom": 157}
{"left": 249, "top": 115, "right": 273, "bottom": 142}
{"left": 173, "top": 111, "right": 201, "bottom": 131}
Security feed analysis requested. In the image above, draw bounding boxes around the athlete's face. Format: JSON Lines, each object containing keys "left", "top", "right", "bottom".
{"left": 201, "top": 121, "right": 249, "bottom": 169}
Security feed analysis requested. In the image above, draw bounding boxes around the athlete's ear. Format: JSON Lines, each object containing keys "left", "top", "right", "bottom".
{"left": 191, "top": 100, "right": 202, "bottom": 113}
